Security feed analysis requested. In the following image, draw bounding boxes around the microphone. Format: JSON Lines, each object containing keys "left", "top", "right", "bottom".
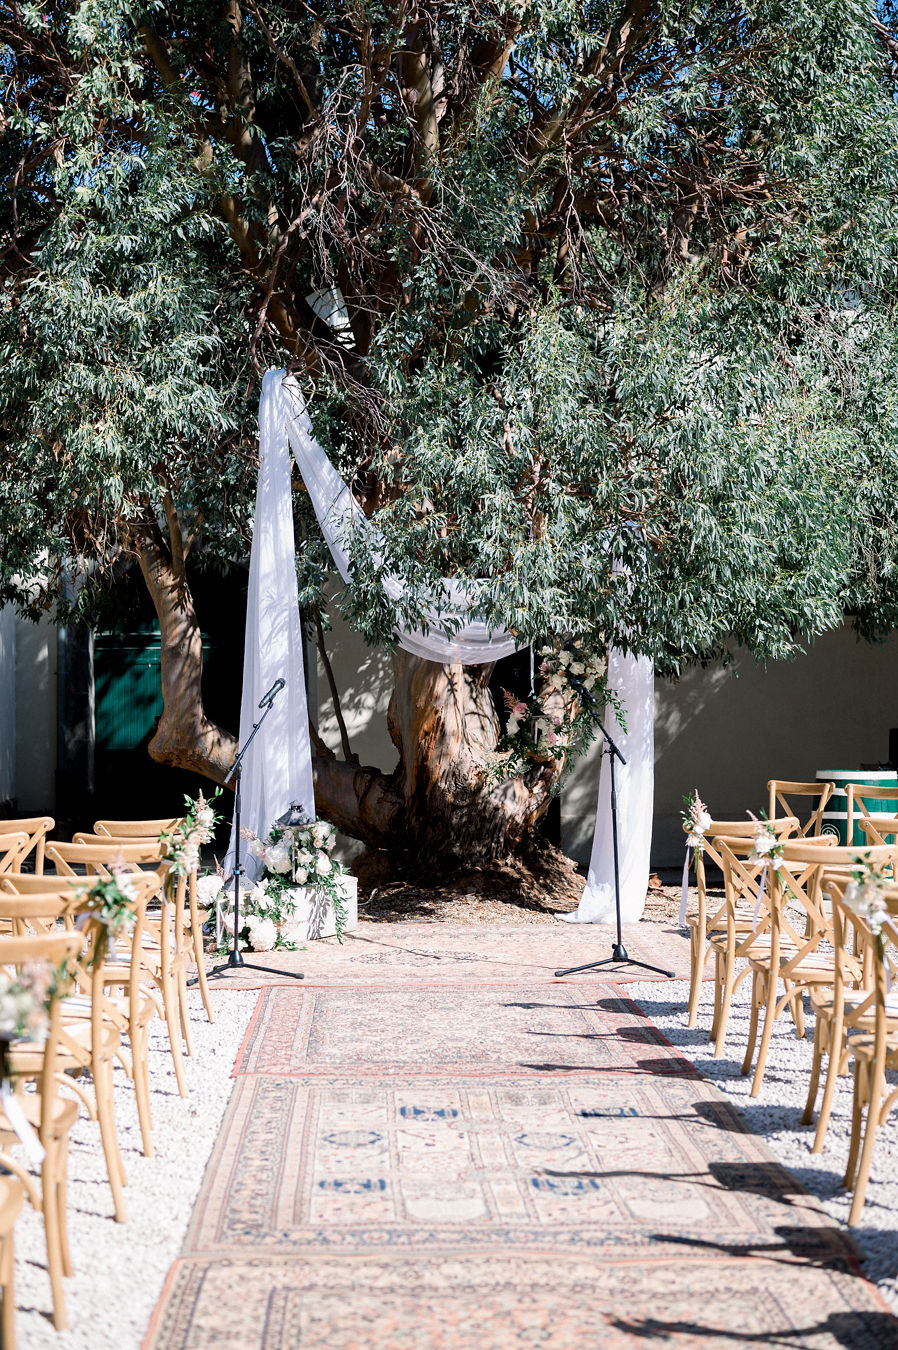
{"left": 258, "top": 677, "right": 285, "bottom": 708}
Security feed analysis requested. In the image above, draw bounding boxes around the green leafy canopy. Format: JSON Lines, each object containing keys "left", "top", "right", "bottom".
{"left": 2, "top": 1, "right": 898, "bottom": 672}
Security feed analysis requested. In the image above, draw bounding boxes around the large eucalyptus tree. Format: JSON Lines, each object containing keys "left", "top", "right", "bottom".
{"left": 3, "top": 1, "right": 898, "bottom": 868}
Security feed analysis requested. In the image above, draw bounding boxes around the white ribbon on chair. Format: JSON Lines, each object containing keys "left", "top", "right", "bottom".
{"left": 233, "top": 371, "right": 655, "bottom": 921}
{"left": 1, "top": 1076, "right": 45, "bottom": 1168}
{"left": 678, "top": 848, "right": 693, "bottom": 928}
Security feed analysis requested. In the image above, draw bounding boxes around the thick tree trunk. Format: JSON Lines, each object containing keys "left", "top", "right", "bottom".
{"left": 129, "top": 515, "right": 238, "bottom": 784}
{"left": 312, "top": 651, "right": 563, "bottom": 868}
{"left": 387, "top": 651, "right": 561, "bottom": 865}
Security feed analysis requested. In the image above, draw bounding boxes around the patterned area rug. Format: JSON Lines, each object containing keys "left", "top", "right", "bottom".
{"left": 148, "top": 940, "right": 898, "bottom": 1349}
{"left": 201, "top": 919, "right": 690, "bottom": 987}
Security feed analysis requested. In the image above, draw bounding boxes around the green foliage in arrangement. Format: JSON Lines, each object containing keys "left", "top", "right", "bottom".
{"left": 2, "top": 1, "right": 898, "bottom": 670}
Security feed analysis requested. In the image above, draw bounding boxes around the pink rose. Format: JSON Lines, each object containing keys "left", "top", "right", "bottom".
{"left": 513, "top": 701, "right": 528, "bottom": 717}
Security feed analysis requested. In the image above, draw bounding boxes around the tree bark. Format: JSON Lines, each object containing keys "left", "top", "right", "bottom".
{"left": 129, "top": 516, "right": 238, "bottom": 785}
{"left": 382, "top": 652, "right": 562, "bottom": 867}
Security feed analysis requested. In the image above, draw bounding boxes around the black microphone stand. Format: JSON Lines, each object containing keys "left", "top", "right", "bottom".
{"left": 209, "top": 683, "right": 304, "bottom": 982}
{"left": 555, "top": 690, "right": 673, "bottom": 981}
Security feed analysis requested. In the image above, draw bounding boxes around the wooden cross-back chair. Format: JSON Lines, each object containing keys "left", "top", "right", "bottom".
{"left": 0, "top": 930, "right": 84, "bottom": 1330}
{"left": 0, "top": 874, "right": 163, "bottom": 1160}
{"left": 684, "top": 817, "right": 798, "bottom": 1035}
{"left": 91, "top": 819, "right": 214, "bottom": 1026}
{"left": 831, "top": 889, "right": 898, "bottom": 1224}
{"left": 741, "top": 840, "right": 896, "bottom": 1099}
{"left": 801, "top": 871, "right": 885, "bottom": 1157}
{"left": 0, "top": 895, "right": 136, "bottom": 1225}
{"left": 45, "top": 839, "right": 194, "bottom": 1095}
{"left": 767, "top": 780, "right": 834, "bottom": 838}
{"left": 710, "top": 832, "right": 815, "bottom": 1060}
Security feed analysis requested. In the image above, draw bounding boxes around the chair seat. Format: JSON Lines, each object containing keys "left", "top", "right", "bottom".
{"left": 0, "top": 1090, "right": 78, "bottom": 1140}
{"left": 848, "top": 1031, "right": 898, "bottom": 1064}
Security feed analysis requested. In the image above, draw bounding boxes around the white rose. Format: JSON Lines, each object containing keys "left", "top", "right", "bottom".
{"left": 557, "top": 650, "right": 572, "bottom": 666}
{"left": 315, "top": 854, "right": 332, "bottom": 875}
{"left": 506, "top": 714, "right": 519, "bottom": 734}
{"left": 246, "top": 917, "right": 277, "bottom": 952}
{"left": 196, "top": 806, "right": 215, "bottom": 829}
{"left": 265, "top": 843, "right": 292, "bottom": 874}
{"left": 248, "top": 882, "right": 269, "bottom": 910}
{"left": 196, "top": 874, "right": 225, "bottom": 906}
{"left": 570, "top": 661, "right": 585, "bottom": 675}
{"left": 294, "top": 868, "right": 308, "bottom": 885}
{"left": 696, "top": 809, "right": 712, "bottom": 833}
{"left": 753, "top": 831, "right": 776, "bottom": 857}
{"left": 248, "top": 837, "right": 266, "bottom": 859}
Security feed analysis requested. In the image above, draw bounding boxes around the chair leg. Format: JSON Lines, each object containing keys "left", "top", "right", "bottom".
{"left": 56, "top": 1137, "right": 72, "bottom": 1279}
{"left": 41, "top": 1142, "right": 68, "bottom": 1332}
{"left": 178, "top": 968, "right": 196, "bottom": 1059}
{"left": 784, "top": 980, "right": 806, "bottom": 1039}
{"left": 802, "top": 1015, "right": 824, "bottom": 1126}
{"left": 812, "top": 1015, "right": 844, "bottom": 1152}
{"left": 842, "top": 1061, "right": 866, "bottom": 1190}
{"left": 709, "top": 950, "right": 724, "bottom": 1043}
{"left": 161, "top": 972, "right": 188, "bottom": 1097}
{"left": 1, "top": 1230, "right": 15, "bottom": 1350}
{"left": 132, "top": 1024, "right": 154, "bottom": 1158}
{"left": 94, "top": 1060, "right": 127, "bottom": 1222}
{"left": 740, "top": 972, "right": 761, "bottom": 1075}
{"left": 686, "top": 929, "right": 704, "bottom": 1028}
{"left": 750, "top": 971, "right": 777, "bottom": 1096}
{"left": 193, "top": 929, "right": 215, "bottom": 1025}
{"left": 848, "top": 1062, "right": 885, "bottom": 1225}
{"left": 713, "top": 957, "right": 736, "bottom": 1059}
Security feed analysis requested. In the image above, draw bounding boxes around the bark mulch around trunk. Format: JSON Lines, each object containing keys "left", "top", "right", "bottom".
{"left": 352, "top": 844, "right": 689, "bottom": 927}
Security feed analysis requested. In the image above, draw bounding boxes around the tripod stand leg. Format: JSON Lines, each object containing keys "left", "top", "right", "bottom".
{"left": 555, "top": 956, "right": 675, "bottom": 979}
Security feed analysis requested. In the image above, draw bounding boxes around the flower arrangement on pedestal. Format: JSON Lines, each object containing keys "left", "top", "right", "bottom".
{"left": 225, "top": 814, "right": 348, "bottom": 951}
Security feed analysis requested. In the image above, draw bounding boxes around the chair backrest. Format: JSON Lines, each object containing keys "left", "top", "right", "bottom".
{"left": 858, "top": 815, "right": 898, "bottom": 848}
{"left": 0, "top": 817, "right": 54, "bottom": 873}
{"left": 0, "top": 931, "right": 86, "bottom": 1135}
{"left": 767, "top": 780, "right": 834, "bottom": 838}
{"left": 691, "top": 816, "right": 798, "bottom": 872}
{"left": 0, "top": 834, "right": 29, "bottom": 876}
{"left": 0, "top": 874, "right": 87, "bottom": 897}
{"left": 93, "top": 818, "right": 182, "bottom": 839}
{"left": 846, "top": 783, "right": 898, "bottom": 848}
{"left": 45, "top": 839, "right": 167, "bottom": 877}
{"left": 0, "top": 893, "right": 75, "bottom": 936}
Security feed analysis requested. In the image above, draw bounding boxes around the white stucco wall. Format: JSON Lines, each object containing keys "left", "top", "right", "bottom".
{"left": 0, "top": 606, "right": 15, "bottom": 807}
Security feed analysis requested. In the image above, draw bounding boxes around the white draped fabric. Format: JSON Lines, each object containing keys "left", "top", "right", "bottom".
{"left": 276, "top": 371, "right": 521, "bottom": 664}
{"left": 232, "top": 369, "right": 653, "bottom": 923}
{"left": 558, "top": 649, "right": 654, "bottom": 923}
{"left": 225, "top": 378, "right": 316, "bottom": 874}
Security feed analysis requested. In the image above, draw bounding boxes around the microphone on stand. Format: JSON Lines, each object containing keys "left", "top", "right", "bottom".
{"left": 258, "top": 677, "right": 285, "bottom": 708}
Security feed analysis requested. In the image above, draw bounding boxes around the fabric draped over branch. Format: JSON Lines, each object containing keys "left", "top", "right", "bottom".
{"left": 231, "top": 370, "right": 653, "bottom": 921}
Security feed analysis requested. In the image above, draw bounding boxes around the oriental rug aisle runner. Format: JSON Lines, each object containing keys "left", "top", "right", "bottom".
{"left": 146, "top": 943, "right": 898, "bottom": 1349}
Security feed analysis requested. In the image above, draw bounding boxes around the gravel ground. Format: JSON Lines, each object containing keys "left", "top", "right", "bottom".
{"left": 13, "top": 987, "right": 257, "bottom": 1350}
{"left": 628, "top": 971, "right": 898, "bottom": 1313}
